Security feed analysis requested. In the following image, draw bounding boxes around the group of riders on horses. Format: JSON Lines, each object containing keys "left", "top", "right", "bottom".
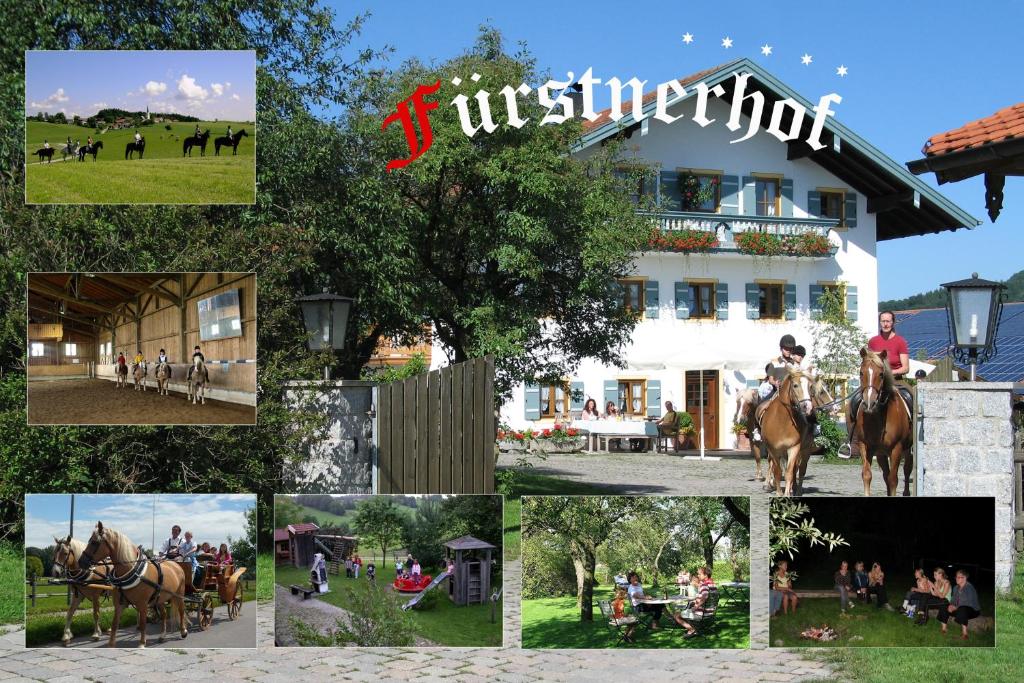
{"left": 748, "top": 310, "right": 913, "bottom": 446}
{"left": 116, "top": 345, "right": 205, "bottom": 381}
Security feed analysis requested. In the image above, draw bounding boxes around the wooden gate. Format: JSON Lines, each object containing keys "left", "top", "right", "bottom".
{"left": 376, "top": 355, "right": 495, "bottom": 494}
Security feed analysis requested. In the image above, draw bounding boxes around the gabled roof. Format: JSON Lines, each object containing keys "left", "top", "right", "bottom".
{"left": 576, "top": 58, "right": 979, "bottom": 241}
{"left": 286, "top": 522, "right": 319, "bottom": 534}
{"left": 274, "top": 528, "right": 289, "bottom": 542}
{"left": 443, "top": 534, "right": 496, "bottom": 550}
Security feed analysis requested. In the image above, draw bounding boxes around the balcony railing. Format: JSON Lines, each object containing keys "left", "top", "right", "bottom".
{"left": 641, "top": 210, "right": 840, "bottom": 257}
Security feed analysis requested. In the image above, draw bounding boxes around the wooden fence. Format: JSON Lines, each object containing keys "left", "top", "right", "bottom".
{"left": 376, "top": 355, "right": 495, "bottom": 494}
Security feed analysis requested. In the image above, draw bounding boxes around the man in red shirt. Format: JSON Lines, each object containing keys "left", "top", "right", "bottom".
{"left": 867, "top": 311, "right": 909, "bottom": 378}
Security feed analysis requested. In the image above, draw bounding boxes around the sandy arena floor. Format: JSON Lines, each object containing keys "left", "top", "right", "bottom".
{"left": 27, "top": 378, "right": 255, "bottom": 425}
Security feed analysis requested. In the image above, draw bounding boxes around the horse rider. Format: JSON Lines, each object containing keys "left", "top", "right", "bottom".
{"left": 194, "top": 123, "right": 202, "bottom": 138}
{"left": 43, "top": 139, "right": 50, "bottom": 149}
{"left": 66, "top": 135, "right": 72, "bottom": 148}
{"left": 750, "top": 334, "right": 799, "bottom": 441}
{"left": 134, "top": 129, "right": 142, "bottom": 145}
{"left": 226, "top": 124, "right": 233, "bottom": 139}
{"left": 132, "top": 349, "right": 145, "bottom": 371}
{"left": 86, "top": 135, "right": 93, "bottom": 148}
{"left": 116, "top": 351, "right": 127, "bottom": 373}
{"left": 849, "top": 310, "right": 913, "bottom": 428}
{"left": 187, "top": 345, "right": 205, "bottom": 382}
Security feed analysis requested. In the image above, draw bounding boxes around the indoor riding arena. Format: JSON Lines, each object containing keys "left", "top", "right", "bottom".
{"left": 27, "top": 273, "right": 257, "bottom": 425}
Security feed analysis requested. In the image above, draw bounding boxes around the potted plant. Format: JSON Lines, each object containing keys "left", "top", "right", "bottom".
{"left": 678, "top": 172, "right": 718, "bottom": 211}
{"left": 677, "top": 412, "right": 696, "bottom": 449}
{"left": 731, "top": 421, "right": 751, "bottom": 450}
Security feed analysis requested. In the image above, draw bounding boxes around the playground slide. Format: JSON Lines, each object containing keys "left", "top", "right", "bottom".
{"left": 400, "top": 570, "right": 450, "bottom": 611}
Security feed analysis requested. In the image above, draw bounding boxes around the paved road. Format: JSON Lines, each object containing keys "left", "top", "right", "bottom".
{"left": 54, "top": 602, "right": 256, "bottom": 649}
{"left": 498, "top": 449, "right": 869, "bottom": 496}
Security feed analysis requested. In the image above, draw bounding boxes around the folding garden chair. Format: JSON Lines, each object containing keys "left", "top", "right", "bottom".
{"left": 598, "top": 599, "right": 638, "bottom": 646}
{"left": 677, "top": 588, "right": 720, "bottom": 638}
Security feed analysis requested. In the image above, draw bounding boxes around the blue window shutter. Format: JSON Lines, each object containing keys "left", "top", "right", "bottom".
{"left": 846, "top": 285, "right": 859, "bottom": 322}
{"left": 784, "top": 283, "right": 797, "bottom": 321}
{"left": 645, "top": 280, "right": 660, "bottom": 318}
{"left": 745, "top": 283, "right": 760, "bottom": 320}
{"left": 603, "top": 380, "right": 618, "bottom": 411}
{"left": 674, "top": 281, "right": 691, "bottom": 319}
{"left": 715, "top": 282, "right": 729, "bottom": 320}
{"left": 809, "top": 284, "right": 824, "bottom": 320}
{"left": 845, "top": 192, "right": 858, "bottom": 228}
{"left": 741, "top": 176, "right": 756, "bottom": 215}
{"left": 720, "top": 175, "right": 739, "bottom": 214}
{"left": 524, "top": 383, "right": 540, "bottom": 421}
{"left": 808, "top": 190, "right": 821, "bottom": 217}
{"left": 646, "top": 380, "right": 662, "bottom": 417}
{"left": 781, "top": 178, "right": 794, "bottom": 217}
{"left": 570, "top": 381, "right": 585, "bottom": 412}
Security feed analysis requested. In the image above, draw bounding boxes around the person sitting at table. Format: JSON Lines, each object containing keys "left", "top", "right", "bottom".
{"left": 626, "top": 571, "right": 664, "bottom": 629}
{"left": 867, "top": 562, "right": 891, "bottom": 610}
{"left": 581, "top": 398, "right": 600, "bottom": 420}
{"left": 610, "top": 586, "right": 638, "bottom": 643}
{"left": 916, "top": 567, "right": 951, "bottom": 626}
{"left": 902, "top": 568, "right": 933, "bottom": 617}
{"left": 852, "top": 561, "right": 870, "bottom": 603}
{"left": 774, "top": 560, "right": 798, "bottom": 614}
{"left": 656, "top": 401, "right": 681, "bottom": 452}
{"left": 603, "top": 401, "right": 622, "bottom": 450}
{"left": 835, "top": 560, "right": 853, "bottom": 614}
{"left": 676, "top": 566, "right": 717, "bottom": 638}
{"left": 939, "top": 569, "right": 981, "bottom": 640}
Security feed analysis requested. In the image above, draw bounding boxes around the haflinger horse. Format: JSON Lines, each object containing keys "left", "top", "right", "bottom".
{"left": 758, "top": 369, "right": 818, "bottom": 496}
{"left": 183, "top": 130, "right": 210, "bottom": 157}
{"left": 125, "top": 137, "right": 145, "bottom": 159}
{"left": 78, "top": 522, "right": 189, "bottom": 647}
{"left": 34, "top": 147, "right": 56, "bottom": 163}
{"left": 188, "top": 357, "right": 209, "bottom": 405}
{"left": 52, "top": 536, "right": 110, "bottom": 646}
{"left": 132, "top": 361, "right": 148, "bottom": 391}
{"left": 214, "top": 129, "right": 248, "bottom": 156}
{"left": 78, "top": 140, "right": 103, "bottom": 161}
{"left": 115, "top": 362, "right": 129, "bottom": 389}
{"left": 155, "top": 361, "right": 172, "bottom": 396}
{"left": 850, "top": 347, "right": 914, "bottom": 496}
{"left": 734, "top": 386, "right": 765, "bottom": 481}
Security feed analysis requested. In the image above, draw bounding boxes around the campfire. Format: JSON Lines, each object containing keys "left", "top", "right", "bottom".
{"left": 799, "top": 625, "right": 839, "bottom": 641}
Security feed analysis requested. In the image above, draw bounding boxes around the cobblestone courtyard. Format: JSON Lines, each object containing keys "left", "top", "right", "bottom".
{"left": 499, "top": 449, "right": 870, "bottom": 496}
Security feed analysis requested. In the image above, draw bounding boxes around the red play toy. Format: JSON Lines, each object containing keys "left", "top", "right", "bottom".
{"left": 392, "top": 574, "right": 433, "bottom": 593}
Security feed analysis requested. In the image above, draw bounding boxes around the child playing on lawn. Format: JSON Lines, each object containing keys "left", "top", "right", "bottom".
{"left": 366, "top": 562, "right": 376, "bottom": 582}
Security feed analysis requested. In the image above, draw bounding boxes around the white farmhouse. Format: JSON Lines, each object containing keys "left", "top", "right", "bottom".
{"left": 431, "top": 58, "right": 978, "bottom": 449}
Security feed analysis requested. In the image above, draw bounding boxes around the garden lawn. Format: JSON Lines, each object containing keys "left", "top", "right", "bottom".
{"left": 771, "top": 597, "right": 994, "bottom": 648}
{"left": 521, "top": 584, "right": 749, "bottom": 649}
{"left": 504, "top": 498, "right": 521, "bottom": 561}
{"left": 0, "top": 542, "right": 21, "bottom": 624}
{"left": 501, "top": 469, "right": 615, "bottom": 496}
{"left": 816, "top": 555, "right": 1024, "bottom": 682}
{"left": 276, "top": 563, "right": 502, "bottom": 647}
{"left": 257, "top": 552, "right": 274, "bottom": 602}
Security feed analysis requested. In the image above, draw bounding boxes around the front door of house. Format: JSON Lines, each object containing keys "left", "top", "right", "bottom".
{"left": 684, "top": 370, "right": 719, "bottom": 449}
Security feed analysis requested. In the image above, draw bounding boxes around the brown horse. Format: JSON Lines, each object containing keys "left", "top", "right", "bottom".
{"left": 758, "top": 369, "right": 817, "bottom": 496}
{"left": 115, "top": 362, "right": 128, "bottom": 389}
{"left": 734, "top": 387, "right": 765, "bottom": 481}
{"left": 155, "top": 361, "right": 171, "bottom": 396}
{"left": 212, "top": 563, "right": 246, "bottom": 620}
{"left": 52, "top": 536, "right": 110, "bottom": 646}
{"left": 132, "top": 361, "right": 147, "bottom": 391}
{"left": 79, "top": 522, "right": 188, "bottom": 647}
{"left": 850, "top": 348, "right": 913, "bottom": 496}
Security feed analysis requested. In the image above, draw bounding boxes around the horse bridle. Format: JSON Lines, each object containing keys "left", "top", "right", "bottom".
{"left": 860, "top": 359, "right": 890, "bottom": 414}
{"left": 81, "top": 533, "right": 168, "bottom": 603}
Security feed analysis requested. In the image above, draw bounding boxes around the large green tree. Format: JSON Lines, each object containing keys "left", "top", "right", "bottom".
{"left": 352, "top": 497, "right": 405, "bottom": 562}
{"left": 343, "top": 27, "right": 653, "bottom": 396}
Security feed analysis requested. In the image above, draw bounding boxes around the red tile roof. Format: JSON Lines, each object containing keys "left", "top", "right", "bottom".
{"left": 286, "top": 522, "right": 319, "bottom": 534}
{"left": 582, "top": 61, "right": 741, "bottom": 132}
{"left": 274, "top": 528, "right": 289, "bottom": 542}
{"left": 922, "top": 103, "right": 1024, "bottom": 156}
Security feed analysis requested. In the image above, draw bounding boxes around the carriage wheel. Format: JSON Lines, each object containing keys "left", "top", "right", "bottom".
{"left": 228, "top": 582, "right": 242, "bottom": 620}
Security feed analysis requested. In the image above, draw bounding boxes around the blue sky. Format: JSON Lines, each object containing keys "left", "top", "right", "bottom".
{"left": 24, "top": 493, "right": 254, "bottom": 551}
{"left": 26, "top": 50, "right": 255, "bottom": 122}
{"left": 335, "top": 0, "right": 1023, "bottom": 300}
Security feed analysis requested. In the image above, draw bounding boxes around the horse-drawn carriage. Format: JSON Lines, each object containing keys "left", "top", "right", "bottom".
{"left": 50, "top": 525, "right": 245, "bottom": 647}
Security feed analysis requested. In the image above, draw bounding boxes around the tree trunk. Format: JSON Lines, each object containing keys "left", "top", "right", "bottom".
{"left": 569, "top": 540, "right": 596, "bottom": 621}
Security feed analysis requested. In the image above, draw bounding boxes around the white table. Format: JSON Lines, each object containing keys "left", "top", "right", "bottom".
{"left": 572, "top": 419, "right": 659, "bottom": 452}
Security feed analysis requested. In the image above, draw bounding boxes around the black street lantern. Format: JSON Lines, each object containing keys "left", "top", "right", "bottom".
{"left": 940, "top": 273, "right": 1005, "bottom": 381}
{"left": 297, "top": 291, "right": 353, "bottom": 379}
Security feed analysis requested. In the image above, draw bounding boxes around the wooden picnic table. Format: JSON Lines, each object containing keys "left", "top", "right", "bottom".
{"left": 572, "top": 419, "right": 659, "bottom": 452}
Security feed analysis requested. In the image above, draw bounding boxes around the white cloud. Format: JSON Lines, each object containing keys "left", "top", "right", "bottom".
{"left": 143, "top": 80, "right": 167, "bottom": 96}
{"left": 225, "top": 82, "right": 231, "bottom": 88}
{"left": 48, "top": 88, "right": 69, "bottom": 103}
{"left": 211, "top": 83, "right": 224, "bottom": 97}
{"left": 91, "top": 101, "right": 108, "bottom": 110}
{"left": 231, "top": 94, "right": 240, "bottom": 101}
{"left": 29, "top": 88, "right": 70, "bottom": 110}
{"left": 176, "top": 74, "right": 208, "bottom": 100}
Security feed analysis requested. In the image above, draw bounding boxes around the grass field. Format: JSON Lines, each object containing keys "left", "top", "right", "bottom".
{"left": 25, "top": 119, "right": 255, "bottom": 203}
{"left": 0, "top": 543, "right": 21, "bottom": 625}
{"left": 521, "top": 582, "right": 750, "bottom": 649}
{"left": 504, "top": 498, "right": 521, "bottom": 561}
{"left": 815, "top": 554, "right": 1024, "bottom": 682}
{"left": 276, "top": 562, "right": 502, "bottom": 647}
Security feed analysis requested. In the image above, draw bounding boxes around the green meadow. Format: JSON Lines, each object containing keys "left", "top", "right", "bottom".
{"left": 25, "top": 119, "right": 255, "bottom": 204}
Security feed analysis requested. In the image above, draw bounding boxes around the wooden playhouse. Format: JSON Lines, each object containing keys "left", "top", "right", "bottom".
{"left": 443, "top": 535, "right": 496, "bottom": 606}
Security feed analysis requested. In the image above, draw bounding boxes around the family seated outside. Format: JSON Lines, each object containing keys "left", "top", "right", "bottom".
{"left": 606, "top": 567, "right": 718, "bottom": 643}
{"left": 579, "top": 398, "right": 694, "bottom": 452}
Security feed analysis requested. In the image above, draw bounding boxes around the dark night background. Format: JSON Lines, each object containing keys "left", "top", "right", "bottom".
{"left": 779, "top": 498, "right": 995, "bottom": 600}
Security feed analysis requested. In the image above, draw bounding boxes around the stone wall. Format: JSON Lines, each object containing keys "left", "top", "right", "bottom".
{"left": 917, "top": 381, "right": 1015, "bottom": 589}
{"left": 283, "top": 380, "right": 375, "bottom": 493}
